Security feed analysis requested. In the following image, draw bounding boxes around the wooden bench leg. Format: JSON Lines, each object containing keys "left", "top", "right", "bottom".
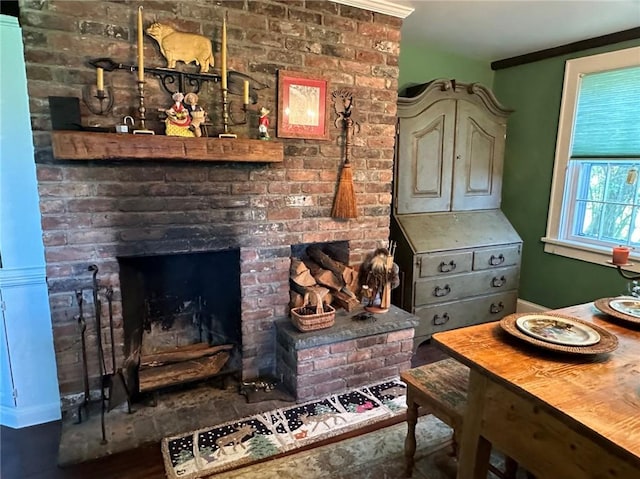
{"left": 402, "top": 360, "right": 529, "bottom": 479}
{"left": 404, "top": 394, "right": 419, "bottom": 477}
{"left": 451, "top": 428, "right": 460, "bottom": 457}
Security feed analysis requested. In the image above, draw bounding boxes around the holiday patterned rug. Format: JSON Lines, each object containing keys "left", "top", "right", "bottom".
{"left": 161, "top": 378, "right": 407, "bottom": 479}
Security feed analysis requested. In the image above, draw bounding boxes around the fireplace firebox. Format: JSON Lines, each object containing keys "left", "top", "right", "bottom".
{"left": 118, "top": 250, "right": 242, "bottom": 395}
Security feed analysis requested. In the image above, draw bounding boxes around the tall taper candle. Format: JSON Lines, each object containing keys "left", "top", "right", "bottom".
{"left": 96, "top": 67, "right": 104, "bottom": 91}
{"left": 137, "top": 6, "right": 144, "bottom": 82}
{"left": 221, "top": 16, "right": 227, "bottom": 90}
{"left": 243, "top": 80, "right": 249, "bottom": 105}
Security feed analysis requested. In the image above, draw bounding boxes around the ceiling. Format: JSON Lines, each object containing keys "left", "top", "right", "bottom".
{"left": 393, "top": 0, "right": 640, "bottom": 63}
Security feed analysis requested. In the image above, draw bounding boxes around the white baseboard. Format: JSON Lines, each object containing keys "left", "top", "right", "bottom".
{"left": 0, "top": 401, "right": 61, "bottom": 429}
{"left": 516, "top": 298, "right": 549, "bottom": 313}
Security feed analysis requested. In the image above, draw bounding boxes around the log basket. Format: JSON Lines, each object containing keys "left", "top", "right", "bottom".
{"left": 290, "top": 291, "right": 335, "bottom": 332}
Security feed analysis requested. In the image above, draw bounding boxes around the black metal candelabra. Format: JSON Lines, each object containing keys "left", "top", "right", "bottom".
{"left": 82, "top": 84, "right": 114, "bottom": 115}
{"left": 614, "top": 263, "right": 640, "bottom": 280}
{"left": 85, "top": 57, "right": 268, "bottom": 135}
{"left": 87, "top": 57, "right": 266, "bottom": 98}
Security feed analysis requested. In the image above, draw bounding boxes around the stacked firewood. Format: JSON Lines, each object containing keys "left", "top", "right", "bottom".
{"left": 290, "top": 246, "right": 361, "bottom": 312}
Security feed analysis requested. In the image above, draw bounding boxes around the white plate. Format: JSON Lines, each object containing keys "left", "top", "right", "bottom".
{"left": 515, "top": 314, "right": 600, "bottom": 346}
{"left": 609, "top": 298, "right": 640, "bottom": 319}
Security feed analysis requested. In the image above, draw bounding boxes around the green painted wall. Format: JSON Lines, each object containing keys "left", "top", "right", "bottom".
{"left": 398, "top": 42, "right": 494, "bottom": 94}
{"left": 493, "top": 39, "right": 640, "bottom": 309}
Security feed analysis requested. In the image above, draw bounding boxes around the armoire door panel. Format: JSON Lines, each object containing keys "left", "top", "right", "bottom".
{"left": 414, "top": 115, "right": 446, "bottom": 196}
{"left": 396, "top": 99, "right": 455, "bottom": 213}
{"left": 467, "top": 120, "right": 493, "bottom": 192}
{"left": 452, "top": 100, "right": 506, "bottom": 211}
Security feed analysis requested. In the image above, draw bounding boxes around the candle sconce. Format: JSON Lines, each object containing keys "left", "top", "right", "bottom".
{"left": 229, "top": 100, "right": 259, "bottom": 126}
{"left": 86, "top": 57, "right": 265, "bottom": 136}
{"left": 87, "top": 58, "right": 265, "bottom": 98}
{"left": 613, "top": 263, "right": 640, "bottom": 281}
{"left": 610, "top": 246, "right": 639, "bottom": 280}
{"left": 82, "top": 83, "right": 114, "bottom": 115}
{"left": 610, "top": 263, "right": 640, "bottom": 298}
{"left": 88, "top": 57, "right": 221, "bottom": 95}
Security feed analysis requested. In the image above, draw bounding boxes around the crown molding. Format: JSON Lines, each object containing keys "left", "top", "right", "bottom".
{"left": 331, "top": 0, "right": 414, "bottom": 18}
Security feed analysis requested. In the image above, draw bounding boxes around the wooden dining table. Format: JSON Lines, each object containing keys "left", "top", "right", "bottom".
{"left": 431, "top": 302, "right": 640, "bottom": 479}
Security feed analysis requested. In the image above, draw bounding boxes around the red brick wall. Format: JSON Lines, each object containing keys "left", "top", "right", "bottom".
{"left": 19, "top": 0, "right": 401, "bottom": 399}
{"left": 277, "top": 327, "right": 414, "bottom": 402}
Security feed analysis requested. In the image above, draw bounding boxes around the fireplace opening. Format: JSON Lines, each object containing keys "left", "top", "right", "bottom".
{"left": 118, "top": 250, "right": 241, "bottom": 396}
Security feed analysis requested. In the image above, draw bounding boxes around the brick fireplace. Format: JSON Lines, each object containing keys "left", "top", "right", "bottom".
{"left": 20, "top": 0, "right": 402, "bottom": 413}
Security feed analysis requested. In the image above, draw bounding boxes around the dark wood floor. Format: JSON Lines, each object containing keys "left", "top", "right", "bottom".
{"left": 1, "top": 341, "right": 447, "bottom": 479}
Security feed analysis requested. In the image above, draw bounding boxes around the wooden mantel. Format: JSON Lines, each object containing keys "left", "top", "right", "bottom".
{"left": 51, "top": 131, "right": 284, "bottom": 163}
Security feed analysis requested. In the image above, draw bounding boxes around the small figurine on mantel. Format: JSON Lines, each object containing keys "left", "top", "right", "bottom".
{"left": 164, "top": 91, "right": 194, "bottom": 137}
{"left": 184, "top": 92, "right": 207, "bottom": 137}
{"left": 258, "top": 106, "right": 270, "bottom": 140}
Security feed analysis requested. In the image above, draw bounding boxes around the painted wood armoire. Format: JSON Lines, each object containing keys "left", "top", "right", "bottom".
{"left": 391, "top": 79, "right": 522, "bottom": 350}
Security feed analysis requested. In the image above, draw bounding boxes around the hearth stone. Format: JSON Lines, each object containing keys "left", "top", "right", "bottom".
{"left": 276, "top": 305, "right": 418, "bottom": 402}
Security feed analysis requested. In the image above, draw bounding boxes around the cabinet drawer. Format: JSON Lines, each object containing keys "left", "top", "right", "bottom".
{"left": 473, "top": 244, "right": 521, "bottom": 270}
{"left": 414, "top": 266, "right": 519, "bottom": 306}
{"left": 414, "top": 291, "right": 517, "bottom": 339}
{"left": 419, "top": 251, "right": 472, "bottom": 277}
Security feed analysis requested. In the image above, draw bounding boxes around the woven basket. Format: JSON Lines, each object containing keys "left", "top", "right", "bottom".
{"left": 291, "top": 291, "right": 335, "bottom": 332}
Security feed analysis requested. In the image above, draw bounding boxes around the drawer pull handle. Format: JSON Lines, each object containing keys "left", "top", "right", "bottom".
{"left": 490, "top": 302, "right": 505, "bottom": 314}
{"left": 434, "top": 284, "right": 451, "bottom": 297}
{"left": 438, "top": 260, "right": 457, "bottom": 273}
{"left": 433, "top": 313, "right": 450, "bottom": 325}
{"left": 492, "top": 276, "right": 507, "bottom": 288}
{"left": 489, "top": 254, "right": 505, "bottom": 266}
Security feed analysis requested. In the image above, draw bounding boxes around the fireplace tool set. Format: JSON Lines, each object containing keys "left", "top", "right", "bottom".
{"left": 75, "top": 264, "right": 131, "bottom": 443}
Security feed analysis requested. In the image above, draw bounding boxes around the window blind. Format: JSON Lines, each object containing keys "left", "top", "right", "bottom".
{"left": 571, "top": 66, "right": 640, "bottom": 158}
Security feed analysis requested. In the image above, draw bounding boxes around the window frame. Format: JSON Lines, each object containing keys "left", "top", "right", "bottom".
{"left": 542, "top": 46, "right": 640, "bottom": 272}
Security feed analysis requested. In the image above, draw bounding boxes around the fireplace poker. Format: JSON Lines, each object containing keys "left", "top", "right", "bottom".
{"left": 105, "top": 286, "right": 131, "bottom": 413}
{"left": 88, "top": 264, "right": 107, "bottom": 444}
{"left": 75, "top": 289, "right": 90, "bottom": 424}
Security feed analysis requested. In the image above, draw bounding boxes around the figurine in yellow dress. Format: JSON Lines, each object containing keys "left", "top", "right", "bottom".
{"left": 164, "top": 92, "right": 194, "bottom": 137}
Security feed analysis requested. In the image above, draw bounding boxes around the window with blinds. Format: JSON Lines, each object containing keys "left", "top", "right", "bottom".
{"left": 543, "top": 47, "right": 640, "bottom": 267}
{"left": 565, "top": 66, "right": 640, "bottom": 247}
{"left": 572, "top": 66, "right": 640, "bottom": 158}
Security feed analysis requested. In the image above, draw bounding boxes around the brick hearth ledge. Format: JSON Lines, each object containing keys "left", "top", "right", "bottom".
{"left": 276, "top": 305, "right": 417, "bottom": 402}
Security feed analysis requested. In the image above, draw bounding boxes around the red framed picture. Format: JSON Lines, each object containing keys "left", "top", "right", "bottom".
{"left": 277, "top": 70, "right": 330, "bottom": 140}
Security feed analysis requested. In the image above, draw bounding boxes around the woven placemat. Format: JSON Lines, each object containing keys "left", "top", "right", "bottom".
{"left": 594, "top": 297, "right": 640, "bottom": 325}
{"left": 500, "top": 312, "right": 618, "bottom": 355}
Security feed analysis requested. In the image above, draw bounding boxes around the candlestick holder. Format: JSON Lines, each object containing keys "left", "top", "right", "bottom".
{"left": 219, "top": 88, "right": 237, "bottom": 138}
{"left": 133, "top": 80, "right": 154, "bottom": 135}
{"left": 228, "top": 101, "right": 257, "bottom": 126}
{"left": 610, "top": 262, "right": 640, "bottom": 298}
{"left": 82, "top": 84, "right": 114, "bottom": 115}
{"left": 612, "top": 262, "right": 640, "bottom": 280}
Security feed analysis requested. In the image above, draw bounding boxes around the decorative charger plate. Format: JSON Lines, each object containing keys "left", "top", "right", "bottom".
{"left": 500, "top": 312, "right": 618, "bottom": 355}
{"left": 515, "top": 314, "right": 600, "bottom": 346}
{"left": 594, "top": 297, "right": 640, "bottom": 325}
